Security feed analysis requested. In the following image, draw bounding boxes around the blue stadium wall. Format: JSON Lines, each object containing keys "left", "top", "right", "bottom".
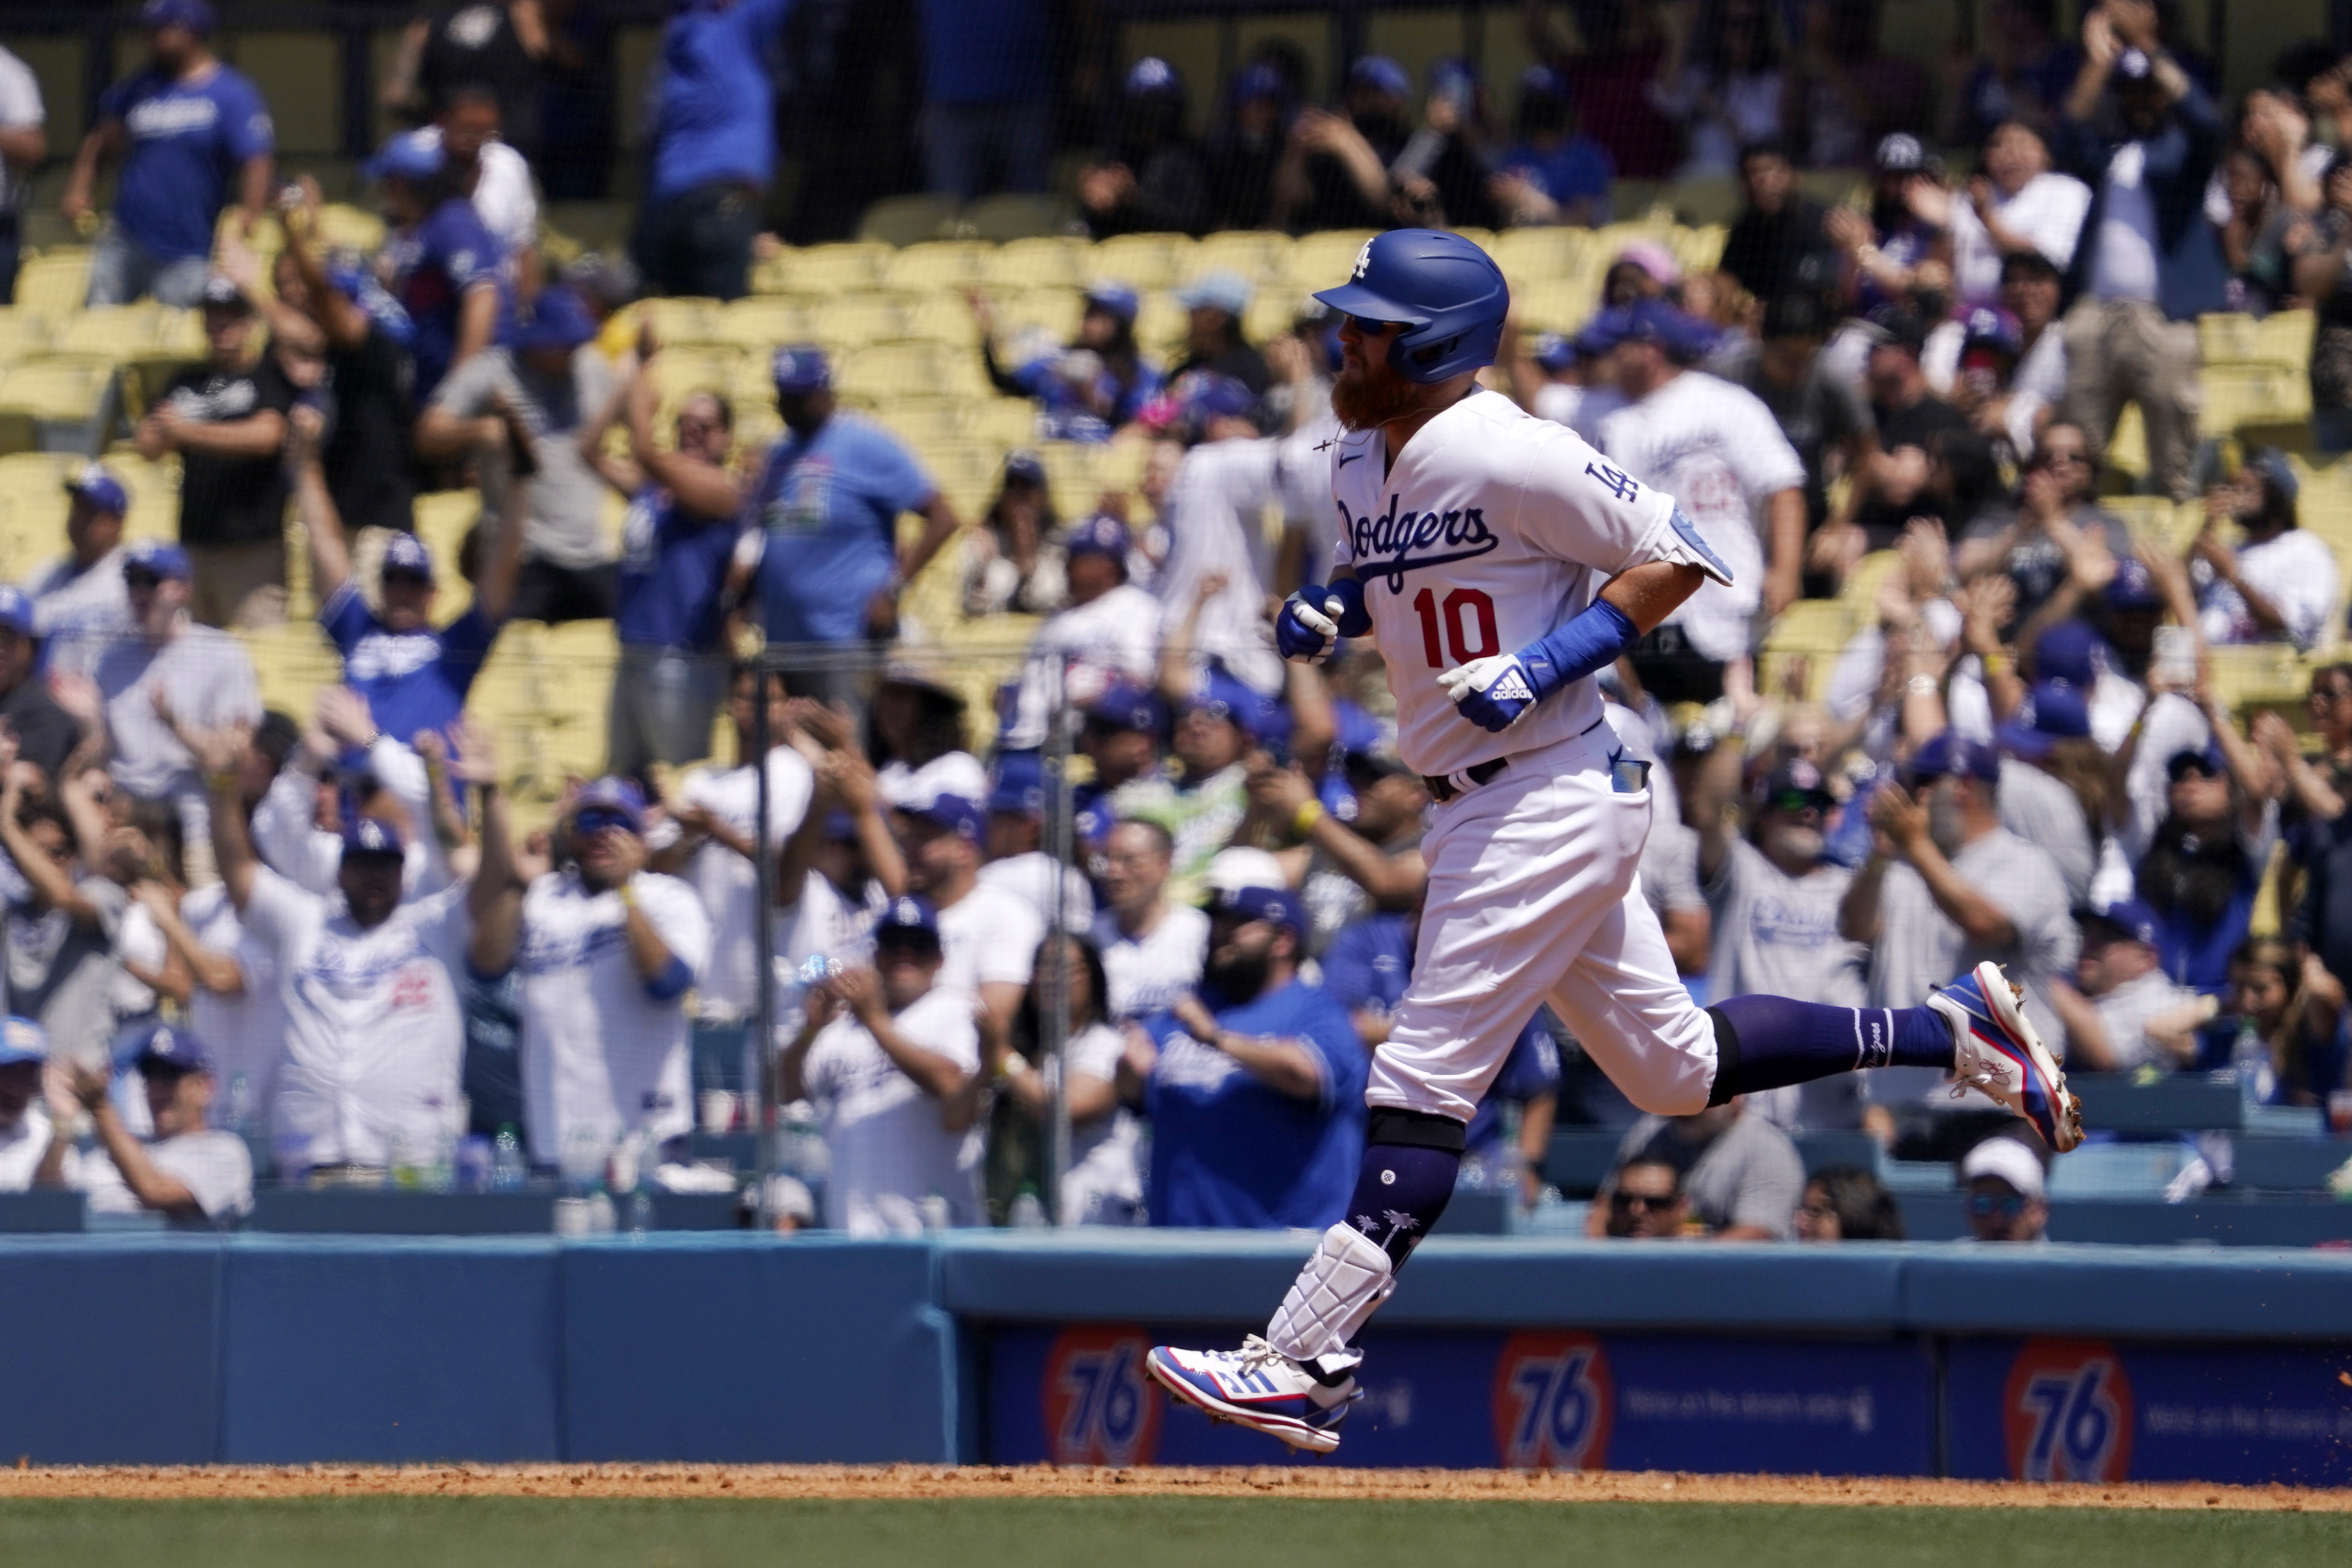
{"left": 2, "top": 1231, "right": 2349, "bottom": 1485}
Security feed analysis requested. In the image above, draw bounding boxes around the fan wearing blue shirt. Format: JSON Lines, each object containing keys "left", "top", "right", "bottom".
{"left": 67, "top": 0, "right": 274, "bottom": 308}
{"left": 1488, "top": 66, "right": 1613, "bottom": 228}
{"left": 1124, "top": 881, "right": 1367, "bottom": 1229}
{"left": 371, "top": 130, "right": 505, "bottom": 403}
{"left": 730, "top": 347, "right": 962, "bottom": 703}
{"left": 634, "top": 0, "right": 795, "bottom": 300}
{"left": 288, "top": 403, "right": 526, "bottom": 750}
{"left": 583, "top": 343, "right": 746, "bottom": 775}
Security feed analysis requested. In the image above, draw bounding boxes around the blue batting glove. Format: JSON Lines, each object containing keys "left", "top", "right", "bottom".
{"left": 1276, "top": 584, "right": 1342, "bottom": 664}
{"left": 1438, "top": 654, "right": 1542, "bottom": 732}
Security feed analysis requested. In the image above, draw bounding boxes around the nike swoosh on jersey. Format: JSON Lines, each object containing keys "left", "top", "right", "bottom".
{"left": 1336, "top": 452, "right": 1365, "bottom": 467}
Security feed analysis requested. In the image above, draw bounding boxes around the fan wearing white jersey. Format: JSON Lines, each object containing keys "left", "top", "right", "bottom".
{"left": 1145, "top": 230, "right": 2083, "bottom": 1458}
{"left": 198, "top": 718, "right": 507, "bottom": 1179}
{"left": 473, "top": 774, "right": 713, "bottom": 1166}
{"left": 1589, "top": 299, "right": 1809, "bottom": 674}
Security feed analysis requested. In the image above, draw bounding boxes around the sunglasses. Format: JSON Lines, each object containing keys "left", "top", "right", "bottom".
{"left": 1763, "top": 790, "right": 1832, "bottom": 816}
{"left": 1345, "top": 316, "right": 1406, "bottom": 336}
{"left": 124, "top": 569, "right": 165, "bottom": 590}
{"left": 1610, "top": 1189, "right": 1676, "bottom": 1213}
{"left": 1967, "top": 1189, "right": 2027, "bottom": 1219}
{"left": 875, "top": 934, "right": 941, "bottom": 958}
{"left": 382, "top": 569, "right": 432, "bottom": 588}
{"left": 574, "top": 809, "right": 638, "bottom": 837}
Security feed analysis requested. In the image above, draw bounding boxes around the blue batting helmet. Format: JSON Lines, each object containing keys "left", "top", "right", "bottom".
{"left": 1312, "top": 228, "right": 1509, "bottom": 384}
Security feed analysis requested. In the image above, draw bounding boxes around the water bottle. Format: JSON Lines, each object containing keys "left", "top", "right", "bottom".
{"left": 1008, "top": 1186, "right": 1048, "bottom": 1229}
{"left": 627, "top": 1181, "right": 656, "bottom": 1236}
{"left": 559, "top": 1125, "right": 606, "bottom": 1199}
{"left": 491, "top": 1125, "right": 527, "bottom": 1191}
{"left": 224, "top": 1072, "right": 253, "bottom": 1138}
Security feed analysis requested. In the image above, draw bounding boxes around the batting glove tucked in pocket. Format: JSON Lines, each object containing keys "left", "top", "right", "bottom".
{"left": 1439, "top": 654, "right": 1540, "bottom": 732}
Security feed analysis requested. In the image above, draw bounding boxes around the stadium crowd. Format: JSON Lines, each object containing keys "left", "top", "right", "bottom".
{"left": 1, "top": 0, "right": 2352, "bottom": 1246}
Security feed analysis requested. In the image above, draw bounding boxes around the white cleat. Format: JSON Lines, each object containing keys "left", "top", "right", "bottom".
{"left": 1927, "top": 959, "right": 2084, "bottom": 1153}
{"left": 1145, "top": 1335, "right": 1361, "bottom": 1455}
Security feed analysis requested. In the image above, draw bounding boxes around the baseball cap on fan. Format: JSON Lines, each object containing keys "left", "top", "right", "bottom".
{"left": 380, "top": 531, "right": 437, "bottom": 584}
{"left": 1902, "top": 730, "right": 2000, "bottom": 786}
{"left": 64, "top": 462, "right": 129, "bottom": 517}
{"left": 1064, "top": 512, "right": 1131, "bottom": 567}
{"left": 365, "top": 129, "right": 446, "bottom": 185}
{"left": 573, "top": 777, "right": 648, "bottom": 836}
{"left": 141, "top": 0, "right": 214, "bottom": 34}
{"left": 338, "top": 815, "right": 406, "bottom": 862}
{"left": 1995, "top": 680, "right": 2091, "bottom": 761}
{"left": 0, "top": 1016, "right": 47, "bottom": 1067}
{"left": 771, "top": 344, "right": 831, "bottom": 393}
{"left": 1960, "top": 1136, "right": 2046, "bottom": 1199}
{"left": 114, "top": 1020, "right": 213, "bottom": 1077}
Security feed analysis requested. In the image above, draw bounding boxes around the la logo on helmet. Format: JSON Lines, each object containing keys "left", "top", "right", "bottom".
{"left": 1353, "top": 241, "right": 1373, "bottom": 280}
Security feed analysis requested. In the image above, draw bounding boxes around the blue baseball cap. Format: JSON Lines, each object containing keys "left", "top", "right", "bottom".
{"left": 1430, "top": 56, "right": 1479, "bottom": 97}
{"left": 1004, "top": 449, "right": 1047, "bottom": 487}
{"left": 989, "top": 752, "right": 1045, "bottom": 818}
{"left": 574, "top": 777, "right": 647, "bottom": 836}
{"left": 1624, "top": 298, "right": 1720, "bottom": 361}
{"left": 1207, "top": 881, "right": 1303, "bottom": 934}
{"left": 1083, "top": 281, "right": 1142, "bottom": 325}
{"left": 2166, "top": 744, "right": 2228, "bottom": 781}
{"left": 874, "top": 894, "right": 943, "bottom": 950}
{"left": 1573, "top": 306, "right": 1634, "bottom": 358}
{"left": 1961, "top": 305, "right": 2024, "bottom": 359}
{"left": 1350, "top": 55, "right": 1411, "bottom": 99}
{"left": 2089, "top": 897, "right": 2161, "bottom": 949}
{"left": 340, "top": 814, "right": 406, "bottom": 861}
{"left": 512, "top": 285, "right": 598, "bottom": 354}
{"left": 115, "top": 1020, "right": 212, "bottom": 1076}
{"left": 65, "top": 462, "right": 129, "bottom": 517}
{"left": 1996, "top": 679, "right": 2091, "bottom": 760}
{"left": 1187, "top": 668, "right": 1279, "bottom": 742}
{"left": 2104, "top": 555, "right": 2164, "bottom": 611}
{"left": 124, "top": 539, "right": 191, "bottom": 582}
{"left": 0, "top": 1016, "right": 46, "bottom": 1067}
{"left": 1233, "top": 62, "right": 1286, "bottom": 103}
{"left": 1125, "top": 56, "right": 1182, "bottom": 97}
{"left": 2244, "top": 447, "right": 2300, "bottom": 503}
{"left": 381, "top": 531, "right": 436, "bottom": 582}
{"left": 1084, "top": 682, "right": 1167, "bottom": 737}
{"left": 1904, "top": 730, "right": 2001, "bottom": 785}
{"left": 1064, "top": 512, "right": 1130, "bottom": 565}
{"left": 0, "top": 587, "right": 33, "bottom": 639}
{"left": 2032, "top": 619, "right": 2099, "bottom": 687}
{"left": 771, "top": 344, "right": 832, "bottom": 394}
{"left": 1177, "top": 271, "right": 1254, "bottom": 316}
{"left": 1529, "top": 332, "right": 1576, "bottom": 372}
{"left": 1171, "top": 370, "right": 1258, "bottom": 430}
{"left": 1520, "top": 64, "right": 1571, "bottom": 103}
{"left": 140, "top": 0, "right": 214, "bottom": 33}
{"left": 907, "top": 792, "right": 986, "bottom": 842}
{"left": 365, "top": 129, "right": 445, "bottom": 185}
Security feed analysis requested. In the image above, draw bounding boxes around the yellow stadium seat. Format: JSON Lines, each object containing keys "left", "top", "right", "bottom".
{"left": 902, "top": 292, "right": 983, "bottom": 349}
{"left": 876, "top": 397, "right": 969, "bottom": 451}
{"left": 312, "top": 203, "right": 387, "bottom": 255}
{"left": 991, "top": 286, "right": 1081, "bottom": 345}
{"left": 1512, "top": 278, "right": 1598, "bottom": 336}
{"left": 961, "top": 194, "right": 1075, "bottom": 243}
{"left": 880, "top": 241, "right": 993, "bottom": 293}
{"left": 16, "top": 251, "right": 93, "bottom": 320}
{"left": 1661, "top": 178, "right": 1742, "bottom": 227}
{"left": 2199, "top": 362, "right": 2309, "bottom": 437}
{"left": 0, "top": 356, "right": 117, "bottom": 444}
{"left": 982, "top": 237, "right": 1089, "bottom": 290}
{"left": 2253, "top": 309, "right": 2314, "bottom": 369}
{"left": 762, "top": 243, "right": 888, "bottom": 297}
{"left": 835, "top": 341, "right": 985, "bottom": 401}
{"left": 0, "top": 311, "right": 55, "bottom": 367}
{"left": 1762, "top": 599, "right": 1853, "bottom": 656}
{"left": 1189, "top": 230, "right": 1290, "bottom": 288}
{"left": 2105, "top": 403, "right": 2148, "bottom": 477}
{"left": 1451, "top": 228, "right": 1500, "bottom": 255}
{"left": 646, "top": 347, "right": 744, "bottom": 407}
{"left": 641, "top": 297, "right": 724, "bottom": 346}
{"left": 715, "top": 297, "right": 811, "bottom": 351}
{"left": 1668, "top": 224, "right": 1729, "bottom": 274}
{"left": 1090, "top": 234, "right": 1192, "bottom": 292}
{"left": 1036, "top": 443, "right": 1103, "bottom": 514}
{"left": 2199, "top": 313, "right": 2260, "bottom": 364}
{"left": 806, "top": 291, "right": 917, "bottom": 350}
{"left": 1133, "top": 293, "right": 1188, "bottom": 358}
{"left": 1244, "top": 292, "right": 1312, "bottom": 345}
{"left": 54, "top": 306, "right": 165, "bottom": 363}
{"left": 2104, "top": 495, "right": 2192, "bottom": 549}
{"left": 1492, "top": 227, "right": 1588, "bottom": 286}
{"left": 966, "top": 398, "right": 1038, "bottom": 449}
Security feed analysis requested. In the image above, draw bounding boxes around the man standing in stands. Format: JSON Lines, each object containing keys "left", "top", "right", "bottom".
{"left": 1091, "top": 818, "right": 1207, "bottom": 1022}
{"left": 65, "top": 0, "right": 273, "bottom": 309}
{"left": 0, "top": 588, "right": 82, "bottom": 780}
{"left": 23, "top": 465, "right": 133, "bottom": 674}
{"left": 473, "top": 778, "right": 711, "bottom": 1168}
{"left": 136, "top": 276, "right": 295, "bottom": 629}
{"left": 634, "top": 0, "right": 793, "bottom": 300}
{"left": 42, "top": 1021, "right": 253, "bottom": 1226}
{"left": 197, "top": 720, "right": 505, "bottom": 1181}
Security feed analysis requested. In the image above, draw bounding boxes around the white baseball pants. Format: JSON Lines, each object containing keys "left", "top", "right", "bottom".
{"left": 1370, "top": 719, "right": 1719, "bottom": 1123}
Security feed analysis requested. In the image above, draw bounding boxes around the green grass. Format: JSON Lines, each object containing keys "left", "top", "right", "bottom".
{"left": 0, "top": 1497, "right": 2344, "bottom": 1568}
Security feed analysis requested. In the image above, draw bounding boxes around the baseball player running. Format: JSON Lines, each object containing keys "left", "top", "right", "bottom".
{"left": 1145, "top": 230, "right": 2082, "bottom": 1456}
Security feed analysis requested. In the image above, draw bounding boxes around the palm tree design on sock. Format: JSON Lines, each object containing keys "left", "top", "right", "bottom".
{"left": 1351, "top": 1210, "right": 1424, "bottom": 1247}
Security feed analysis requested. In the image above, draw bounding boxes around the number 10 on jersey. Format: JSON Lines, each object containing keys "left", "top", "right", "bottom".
{"left": 1412, "top": 587, "right": 1499, "bottom": 667}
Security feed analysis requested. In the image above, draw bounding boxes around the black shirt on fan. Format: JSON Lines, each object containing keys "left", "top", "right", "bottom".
{"left": 161, "top": 357, "right": 298, "bottom": 549}
{"left": 324, "top": 324, "right": 419, "bottom": 535}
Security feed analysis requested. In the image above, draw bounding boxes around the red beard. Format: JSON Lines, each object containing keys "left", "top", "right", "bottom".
{"left": 1331, "top": 353, "right": 1425, "bottom": 431}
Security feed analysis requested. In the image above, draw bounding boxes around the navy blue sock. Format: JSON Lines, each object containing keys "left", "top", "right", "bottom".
{"left": 1704, "top": 996, "right": 1955, "bottom": 1105}
{"left": 1344, "top": 1113, "right": 1465, "bottom": 1268}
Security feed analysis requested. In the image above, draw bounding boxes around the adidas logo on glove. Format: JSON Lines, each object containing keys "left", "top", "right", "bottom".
{"left": 1487, "top": 667, "right": 1534, "bottom": 703}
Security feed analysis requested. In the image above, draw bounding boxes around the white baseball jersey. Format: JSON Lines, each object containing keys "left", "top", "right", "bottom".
{"left": 0, "top": 1102, "right": 49, "bottom": 1191}
{"left": 251, "top": 741, "right": 447, "bottom": 898}
{"left": 1327, "top": 389, "right": 1728, "bottom": 780}
{"left": 241, "top": 867, "right": 469, "bottom": 1172}
{"left": 77, "top": 1128, "right": 253, "bottom": 1223}
{"left": 180, "top": 883, "right": 286, "bottom": 1133}
{"left": 1001, "top": 582, "right": 1163, "bottom": 750}
{"left": 22, "top": 548, "right": 131, "bottom": 676}
{"left": 1595, "top": 371, "right": 1805, "bottom": 664}
{"left": 1090, "top": 901, "right": 1208, "bottom": 1021}
{"left": 516, "top": 869, "right": 710, "bottom": 1162}
{"left": 1155, "top": 424, "right": 1332, "bottom": 698}
{"left": 977, "top": 851, "right": 1094, "bottom": 930}
{"left": 800, "top": 983, "right": 983, "bottom": 1234}
{"left": 933, "top": 880, "right": 1043, "bottom": 1000}
{"left": 678, "top": 748, "right": 814, "bottom": 1021}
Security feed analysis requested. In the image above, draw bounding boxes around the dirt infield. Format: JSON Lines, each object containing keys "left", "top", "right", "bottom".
{"left": 0, "top": 1464, "right": 2346, "bottom": 1512}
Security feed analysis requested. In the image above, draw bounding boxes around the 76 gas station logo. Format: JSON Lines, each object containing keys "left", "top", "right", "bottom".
{"left": 1493, "top": 1331, "right": 1613, "bottom": 1470}
{"left": 1043, "top": 1327, "right": 1161, "bottom": 1466}
{"left": 2004, "top": 1338, "right": 2135, "bottom": 1482}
